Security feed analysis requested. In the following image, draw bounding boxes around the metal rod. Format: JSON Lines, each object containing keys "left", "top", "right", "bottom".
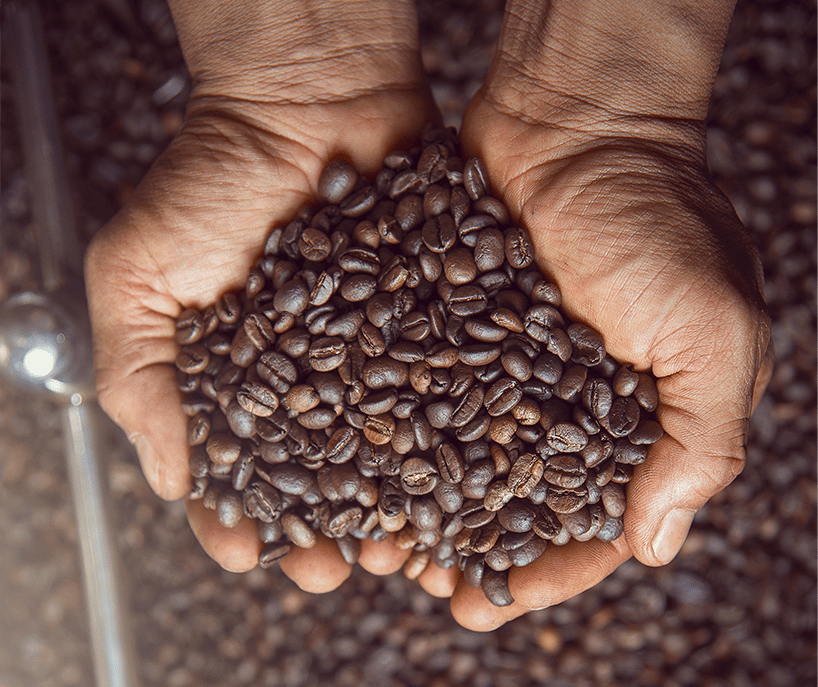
{"left": 63, "top": 396, "right": 142, "bottom": 687}
{"left": 4, "top": 0, "right": 81, "bottom": 290}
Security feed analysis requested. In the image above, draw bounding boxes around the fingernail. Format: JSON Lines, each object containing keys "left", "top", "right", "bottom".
{"left": 651, "top": 508, "right": 696, "bottom": 565}
{"left": 129, "top": 432, "right": 160, "bottom": 484}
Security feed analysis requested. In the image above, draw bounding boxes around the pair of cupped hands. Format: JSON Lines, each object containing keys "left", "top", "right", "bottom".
{"left": 85, "top": 0, "right": 772, "bottom": 630}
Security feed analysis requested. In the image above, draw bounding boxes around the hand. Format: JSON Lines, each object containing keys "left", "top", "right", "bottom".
{"left": 448, "top": 0, "right": 773, "bottom": 630}
{"left": 85, "top": 0, "right": 448, "bottom": 592}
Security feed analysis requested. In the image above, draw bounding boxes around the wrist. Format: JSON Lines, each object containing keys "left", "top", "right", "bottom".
{"left": 169, "top": 0, "right": 426, "bottom": 105}
{"left": 487, "top": 0, "right": 735, "bottom": 128}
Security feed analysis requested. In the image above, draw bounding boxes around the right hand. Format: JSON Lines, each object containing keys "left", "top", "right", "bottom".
{"left": 85, "top": 0, "right": 441, "bottom": 590}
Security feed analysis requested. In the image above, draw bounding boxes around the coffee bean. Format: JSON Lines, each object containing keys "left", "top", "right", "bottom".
{"left": 604, "top": 396, "right": 641, "bottom": 437}
{"left": 325, "top": 310, "right": 366, "bottom": 340}
{"left": 485, "top": 378, "right": 522, "bottom": 416}
{"left": 543, "top": 454, "right": 587, "bottom": 488}
{"left": 553, "top": 364, "right": 588, "bottom": 402}
{"left": 463, "top": 157, "right": 489, "bottom": 200}
{"left": 362, "top": 357, "right": 409, "bottom": 389}
{"left": 524, "top": 303, "right": 563, "bottom": 342}
{"left": 216, "top": 490, "right": 244, "bottom": 528}
{"left": 256, "top": 351, "right": 298, "bottom": 393}
{"left": 508, "top": 452, "right": 544, "bottom": 498}
{"left": 504, "top": 227, "right": 534, "bottom": 269}
{"left": 363, "top": 413, "right": 395, "bottom": 445}
{"left": 532, "top": 506, "right": 562, "bottom": 540}
{"left": 545, "top": 484, "right": 588, "bottom": 514}
{"left": 340, "top": 185, "right": 378, "bottom": 217}
{"left": 318, "top": 160, "right": 358, "bottom": 203}
{"left": 236, "top": 381, "right": 278, "bottom": 417}
{"left": 308, "top": 337, "right": 347, "bottom": 372}
{"left": 613, "top": 438, "right": 649, "bottom": 465}
{"left": 400, "top": 457, "right": 439, "bottom": 495}
{"left": 628, "top": 419, "right": 664, "bottom": 444}
{"left": 613, "top": 364, "right": 639, "bottom": 396}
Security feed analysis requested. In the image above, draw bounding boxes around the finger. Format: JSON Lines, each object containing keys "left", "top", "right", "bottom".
{"left": 417, "top": 562, "right": 458, "bottom": 598}
{"left": 752, "top": 346, "right": 775, "bottom": 413}
{"left": 507, "top": 537, "right": 632, "bottom": 609}
{"left": 185, "top": 498, "right": 261, "bottom": 572}
{"left": 450, "top": 577, "right": 529, "bottom": 632}
{"left": 358, "top": 535, "right": 411, "bottom": 575}
{"left": 278, "top": 533, "right": 353, "bottom": 593}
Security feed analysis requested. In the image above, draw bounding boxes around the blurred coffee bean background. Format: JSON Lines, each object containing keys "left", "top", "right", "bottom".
{"left": 0, "top": 0, "right": 815, "bottom": 685}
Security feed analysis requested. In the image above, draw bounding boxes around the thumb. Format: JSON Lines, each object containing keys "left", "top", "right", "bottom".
{"left": 85, "top": 217, "right": 191, "bottom": 501}
{"left": 625, "top": 296, "right": 772, "bottom": 567}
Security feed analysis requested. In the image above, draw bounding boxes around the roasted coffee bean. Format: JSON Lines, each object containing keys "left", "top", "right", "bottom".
{"left": 308, "top": 337, "right": 347, "bottom": 372}
{"left": 507, "top": 535, "right": 547, "bottom": 567}
{"left": 464, "top": 318, "right": 508, "bottom": 343}
{"left": 443, "top": 247, "right": 477, "bottom": 285}
{"left": 601, "top": 482, "right": 626, "bottom": 517}
{"left": 497, "top": 499, "right": 536, "bottom": 533}
{"left": 421, "top": 214, "right": 457, "bottom": 253}
{"left": 236, "top": 381, "right": 278, "bottom": 417}
{"left": 325, "top": 310, "right": 366, "bottom": 340}
{"left": 231, "top": 451, "right": 255, "bottom": 491}
{"left": 508, "top": 453, "right": 544, "bottom": 498}
{"left": 448, "top": 285, "right": 488, "bottom": 316}
{"left": 256, "top": 351, "right": 298, "bottom": 393}
{"left": 400, "top": 457, "right": 439, "bottom": 495}
{"left": 613, "top": 364, "right": 639, "bottom": 396}
{"left": 216, "top": 490, "right": 244, "bottom": 528}
{"left": 451, "top": 386, "right": 485, "bottom": 427}
{"left": 543, "top": 454, "right": 587, "bottom": 488}
{"left": 545, "top": 484, "right": 588, "bottom": 514}
{"left": 596, "top": 512, "right": 625, "bottom": 542}
{"left": 257, "top": 462, "right": 314, "bottom": 495}
{"left": 318, "top": 160, "right": 358, "bottom": 203}
{"left": 463, "top": 157, "right": 489, "bottom": 200}
{"left": 187, "top": 411, "right": 211, "bottom": 446}
{"left": 460, "top": 460, "right": 495, "bottom": 500}
{"left": 282, "top": 511, "right": 318, "bottom": 548}
{"left": 524, "top": 304, "right": 563, "bottom": 342}
{"left": 633, "top": 373, "right": 659, "bottom": 411}
{"left": 582, "top": 378, "right": 614, "bottom": 419}
{"left": 362, "top": 357, "right": 409, "bottom": 389}
{"left": 175, "top": 308, "right": 205, "bottom": 345}
{"left": 546, "top": 422, "right": 588, "bottom": 453}
{"left": 341, "top": 274, "right": 377, "bottom": 301}
{"left": 459, "top": 343, "right": 501, "bottom": 367}
{"left": 400, "top": 311, "right": 431, "bottom": 341}
{"left": 245, "top": 479, "right": 283, "bottom": 523}
{"left": 532, "top": 507, "right": 562, "bottom": 540}
{"left": 285, "top": 384, "right": 320, "bottom": 413}
{"left": 605, "top": 396, "right": 641, "bottom": 437}
{"left": 485, "top": 378, "right": 522, "bottom": 416}
{"left": 298, "top": 227, "right": 332, "bottom": 262}
{"left": 176, "top": 344, "right": 210, "bottom": 375}
{"left": 628, "top": 419, "right": 664, "bottom": 444}
{"left": 339, "top": 247, "right": 380, "bottom": 275}
{"left": 501, "top": 349, "right": 533, "bottom": 381}
{"left": 613, "top": 439, "right": 649, "bottom": 465}
{"left": 363, "top": 413, "right": 395, "bottom": 445}
{"left": 581, "top": 434, "right": 614, "bottom": 468}
{"left": 553, "top": 364, "right": 588, "bottom": 402}
{"left": 340, "top": 185, "right": 378, "bottom": 217}
{"left": 567, "top": 323, "right": 605, "bottom": 366}
{"left": 504, "top": 227, "right": 534, "bottom": 269}
{"left": 358, "top": 322, "right": 386, "bottom": 357}
{"left": 433, "top": 480, "right": 464, "bottom": 514}
{"left": 455, "top": 414, "right": 490, "bottom": 443}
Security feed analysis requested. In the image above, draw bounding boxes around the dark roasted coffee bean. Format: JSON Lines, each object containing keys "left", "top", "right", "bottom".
{"left": 308, "top": 336, "right": 347, "bottom": 372}
{"left": 633, "top": 373, "right": 659, "bottom": 411}
{"left": 362, "top": 357, "right": 408, "bottom": 389}
{"left": 363, "top": 413, "right": 395, "bottom": 445}
{"left": 443, "top": 247, "right": 477, "bottom": 285}
{"left": 206, "top": 433, "right": 242, "bottom": 466}
{"left": 358, "top": 389, "right": 398, "bottom": 415}
{"left": 501, "top": 349, "right": 533, "bottom": 381}
{"left": 532, "top": 506, "right": 562, "bottom": 540}
{"left": 595, "top": 512, "right": 625, "bottom": 542}
{"left": 497, "top": 498, "right": 536, "bottom": 533}
{"left": 257, "top": 518, "right": 284, "bottom": 544}
{"left": 399, "top": 311, "right": 431, "bottom": 341}
{"left": 543, "top": 453, "right": 587, "bottom": 488}
{"left": 216, "top": 292, "right": 242, "bottom": 324}
{"left": 421, "top": 214, "right": 457, "bottom": 253}
{"left": 545, "top": 484, "right": 588, "bottom": 514}
{"left": 231, "top": 451, "right": 255, "bottom": 491}
{"left": 395, "top": 194, "right": 425, "bottom": 232}
{"left": 504, "top": 227, "right": 535, "bottom": 269}
{"left": 377, "top": 255, "right": 410, "bottom": 292}
{"left": 400, "top": 457, "right": 439, "bottom": 495}
{"left": 358, "top": 322, "right": 386, "bottom": 357}
{"left": 436, "top": 442, "right": 465, "bottom": 483}
{"left": 568, "top": 323, "right": 605, "bottom": 366}
{"left": 507, "top": 535, "right": 547, "bottom": 567}
{"left": 581, "top": 434, "right": 614, "bottom": 468}
{"left": 463, "top": 554, "right": 485, "bottom": 588}
{"left": 463, "top": 157, "right": 489, "bottom": 200}
{"left": 176, "top": 344, "right": 210, "bottom": 375}
{"left": 256, "top": 351, "right": 298, "bottom": 393}
{"left": 272, "top": 279, "right": 309, "bottom": 316}
{"left": 318, "top": 160, "right": 358, "bottom": 203}
{"left": 341, "top": 274, "right": 377, "bottom": 301}
{"left": 417, "top": 143, "right": 449, "bottom": 183}
{"left": 508, "top": 452, "right": 544, "bottom": 498}
{"left": 214, "top": 489, "right": 244, "bottom": 529}
{"left": 285, "top": 384, "right": 320, "bottom": 413}
{"left": 277, "top": 329, "right": 311, "bottom": 358}
{"left": 613, "top": 438, "right": 649, "bottom": 465}
{"left": 582, "top": 378, "right": 614, "bottom": 419}
{"left": 450, "top": 386, "right": 485, "bottom": 428}
{"left": 258, "top": 543, "right": 291, "bottom": 568}
{"left": 175, "top": 308, "right": 205, "bottom": 345}
{"left": 524, "top": 304, "right": 563, "bottom": 342}
{"left": 244, "top": 481, "right": 282, "bottom": 523}
{"left": 425, "top": 400, "right": 453, "bottom": 429}
{"left": 485, "top": 378, "right": 522, "bottom": 416}
{"left": 546, "top": 422, "right": 588, "bottom": 453}
{"left": 532, "top": 352, "right": 563, "bottom": 385}
{"left": 298, "top": 227, "right": 332, "bottom": 262}
{"left": 325, "top": 310, "right": 366, "bottom": 340}
{"left": 471, "top": 226, "right": 505, "bottom": 271}
{"left": 628, "top": 419, "right": 664, "bottom": 444}
{"left": 297, "top": 406, "right": 336, "bottom": 430}
{"left": 601, "top": 482, "right": 626, "bottom": 517}
{"left": 340, "top": 185, "right": 378, "bottom": 217}
{"left": 459, "top": 343, "right": 501, "bottom": 366}
{"left": 339, "top": 247, "right": 380, "bottom": 275}
{"left": 423, "top": 184, "right": 450, "bottom": 217}
{"left": 465, "top": 318, "right": 508, "bottom": 343}
{"left": 257, "top": 462, "right": 314, "bottom": 495}
{"left": 552, "top": 364, "right": 588, "bottom": 402}
{"left": 605, "top": 396, "right": 641, "bottom": 437}
{"left": 613, "top": 364, "right": 639, "bottom": 396}
{"left": 410, "top": 495, "right": 443, "bottom": 531}
{"left": 187, "top": 412, "right": 211, "bottom": 446}
{"left": 282, "top": 511, "right": 317, "bottom": 548}
{"left": 377, "top": 215, "right": 402, "bottom": 245}
{"left": 460, "top": 460, "right": 495, "bottom": 500}
{"left": 236, "top": 381, "right": 278, "bottom": 417}
{"left": 455, "top": 414, "right": 490, "bottom": 443}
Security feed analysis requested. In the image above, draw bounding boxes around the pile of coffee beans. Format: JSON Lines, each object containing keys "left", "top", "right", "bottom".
{"left": 174, "top": 128, "right": 663, "bottom": 606}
